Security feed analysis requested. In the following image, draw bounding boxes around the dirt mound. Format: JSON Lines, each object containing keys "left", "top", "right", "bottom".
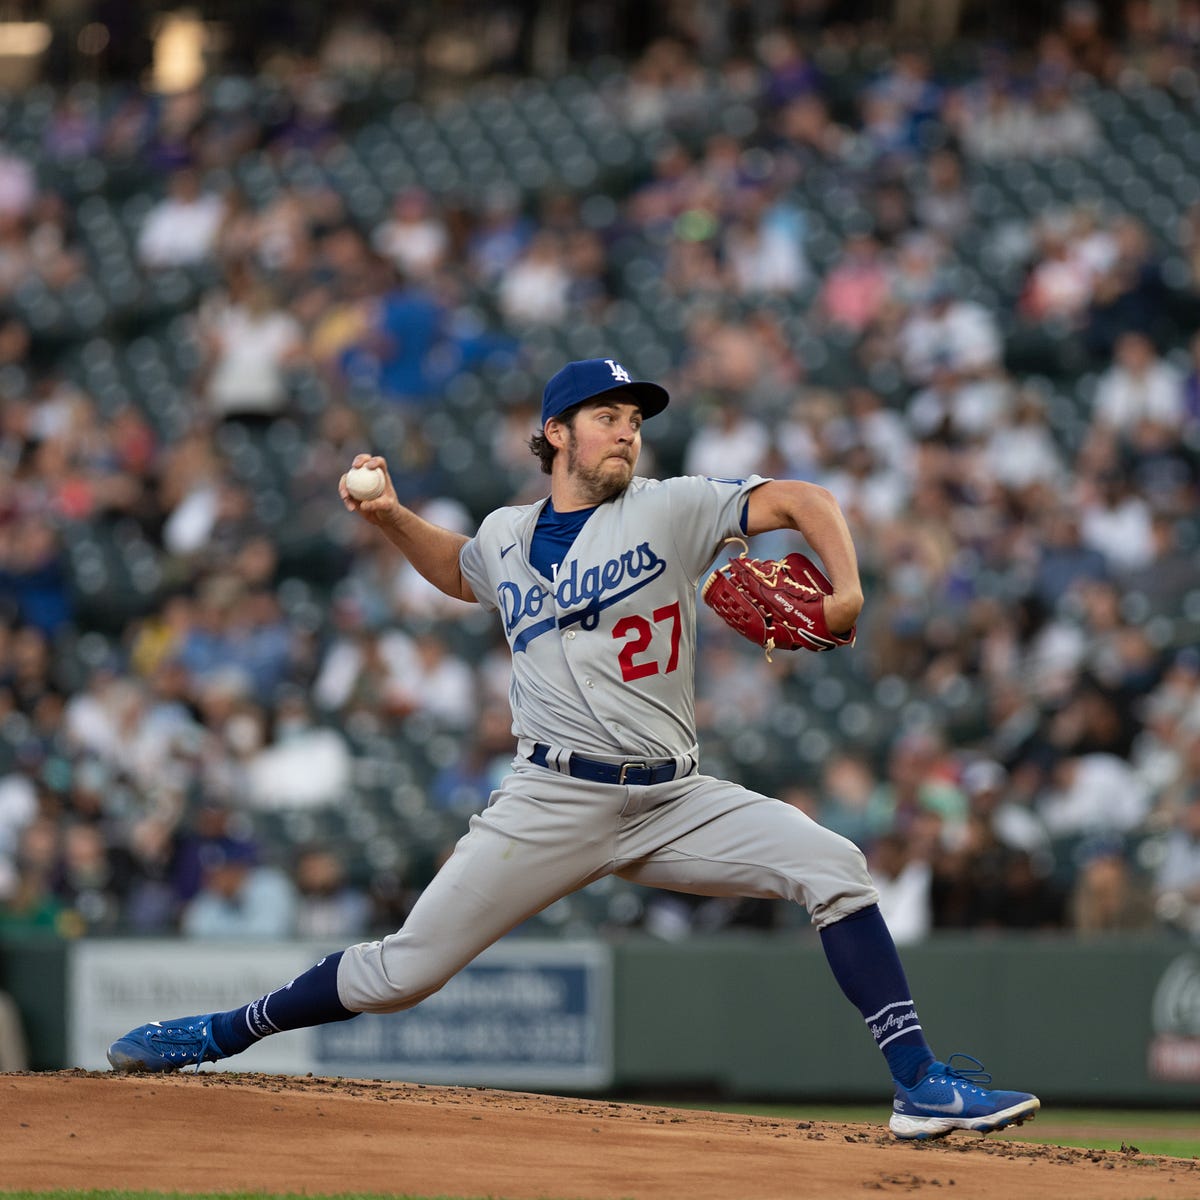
{"left": 4, "top": 1070, "right": 1198, "bottom": 1200}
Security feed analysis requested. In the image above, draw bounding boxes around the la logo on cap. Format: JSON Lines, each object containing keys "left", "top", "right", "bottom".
{"left": 540, "top": 358, "right": 670, "bottom": 426}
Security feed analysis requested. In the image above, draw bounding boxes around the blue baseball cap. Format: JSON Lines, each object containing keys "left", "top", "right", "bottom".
{"left": 541, "top": 358, "right": 670, "bottom": 426}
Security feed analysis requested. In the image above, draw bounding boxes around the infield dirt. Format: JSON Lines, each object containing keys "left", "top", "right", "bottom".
{"left": 4, "top": 1070, "right": 1199, "bottom": 1200}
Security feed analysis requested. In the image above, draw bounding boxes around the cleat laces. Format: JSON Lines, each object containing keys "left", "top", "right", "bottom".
{"left": 938, "top": 1053, "right": 993, "bottom": 1089}
{"left": 148, "top": 1019, "right": 222, "bottom": 1071}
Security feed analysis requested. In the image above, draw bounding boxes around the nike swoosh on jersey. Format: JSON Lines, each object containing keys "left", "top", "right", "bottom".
{"left": 501, "top": 543, "right": 517, "bottom": 558}
{"left": 918, "top": 1092, "right": 965, "bottom": 1114}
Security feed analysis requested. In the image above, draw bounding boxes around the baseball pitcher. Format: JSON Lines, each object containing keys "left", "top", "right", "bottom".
{"left": 108, "top": 358, "right": 1039, "bottom": 1140}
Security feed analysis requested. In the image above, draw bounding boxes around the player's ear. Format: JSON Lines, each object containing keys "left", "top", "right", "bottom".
{"left": 545, "top": 419, "right": 567, "bottom": 449}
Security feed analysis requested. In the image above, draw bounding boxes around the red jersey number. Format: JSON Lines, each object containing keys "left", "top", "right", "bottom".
{"left": 612, "top": 602, "right": 682, "bottom": 682}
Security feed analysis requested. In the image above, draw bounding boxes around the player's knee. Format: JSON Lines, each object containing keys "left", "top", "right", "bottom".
{"left": 799, "top": 826, "right": 878, "bottom": 923}
{"left": 810, "top": 822, "right": 874, "bottom": 887}
{"left": 335, "top": 938, "right": 457, "bottom": 1014}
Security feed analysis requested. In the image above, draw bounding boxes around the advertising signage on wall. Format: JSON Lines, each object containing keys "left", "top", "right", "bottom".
{"left": 315, "top": 941, "right": 613, "bottom": 1089}
{"left": 69, "top": 938, "right": 613, "bottom": 1089}
{"left": 1148, "top": 952, "right": 1200, "bottom": 1083}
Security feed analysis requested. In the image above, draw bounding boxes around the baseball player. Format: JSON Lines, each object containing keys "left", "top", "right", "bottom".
{"left": 108, "top": 357, "right": 1038, "bottom": 1140}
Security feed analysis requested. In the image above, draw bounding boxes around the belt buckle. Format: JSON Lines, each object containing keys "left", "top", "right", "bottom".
{"left": 618, "top": 760, "right": 648, "bottom": 784}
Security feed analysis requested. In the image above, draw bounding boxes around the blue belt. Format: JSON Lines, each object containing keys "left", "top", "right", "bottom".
{"left": 528, "top": 742, "right": 683, "bottom": 786}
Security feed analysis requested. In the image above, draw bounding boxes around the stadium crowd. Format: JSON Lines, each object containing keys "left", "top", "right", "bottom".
{"left": 2, "top": 1, "right": 1200, "bottom": 950}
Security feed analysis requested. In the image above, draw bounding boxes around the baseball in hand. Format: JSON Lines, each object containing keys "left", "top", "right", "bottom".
{"left": 345, "top": 465, "right": 385, "bottom": 501}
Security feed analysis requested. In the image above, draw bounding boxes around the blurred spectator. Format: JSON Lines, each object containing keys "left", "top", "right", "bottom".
{"left": 1078, "top": 472, "right": 1155, "bottom": 574}
{"left": 244, "top": 688, "right": 352, "bottom": 810}
{"left": 982, "top": 389, "right": 1066, "bottom": 490}
{"left": 759, "top": 29, "right": 821, "bottom": 110}
{"left": 372, "top": 189, "right": 450, "bottom": 282}
{"left": 817, "top": 233, "right": 892, "bottom": 332}
{"left": 313, "top": 615, "right": 466, "bottom": 728}
{"left": 932, "top": 812, "right": 1064, "bottom": 930}
{"left": 1154, "top": 792, "right": 1200, "bottom": 936}
{"left": 137, "top": 167, "right": 226, "bottom": 269}
{"left": 498, "top": 232, "right": 571, "bottom": 324}
{"left": 0, "top": 817, "right": 68, "bottom": 935}
{"left": 1031, "top": 506, "right": 1109, "bottom": 610}
{"left": 817, "top": 753, "right": 891, "bottom": 848}
{"left": 468, "top": 187, "right": 532, "bottom": 283}
{"left": 683, "top": 404, "right": 769, "bottom": 479}
{"left": 723, "top": 188, "right": 810, "bottom": 295}
{"left": 1179, "top": 328, "right": 1200, "bottom": 443}
{"left": 1027, "top": 70, "right": 1100, "bottom": 158}
{"left": 960, "top": 759, "right": 1049, "bottom": 856}
{"left": 195, "top": 270, "right": 304, "bottom": 425}
{"left": 1119, "top": 514, "right": 1200, "bottom": 620}
{"left": 365, "top": 278, "right": 448, "bottom": 402}
{"left": 0, "top": 145, "right": 35, "bottom": 218}
{"left": 0, "top": 519, "right": 72, "bottom": 636}
{"left": 1020, "top": 213, "right": 1095, "bottom": 325}
{"left": 819, "top": 438, "right": 910, "bottom": 527}
{"left": 1085, "top": 221, "right": 1167, "bottom": 355}
{"left": 913, "top": 148, "right": 970, "bottom": 240}
{"left": 181, "top": 840, "right": 297, "bottom": 938}
{"left": 694, "top": 641, "right": 780, "bottom": 732}
{"left": 898, "top": 284, "right": 1002, "bottom": 384}
{"left": 0, "top": 755, "right": 37, "bottom": 890}
{"left": 407, "top": 631, "right": 478, "bottom": 730}
{"left": 54, "top": 822, "right": 124, "bottom": 934}
{"left": 292, "top": 847, "right": 371, "bottom": 940}
{"left": 1092, "top": 330, "right": 1182, "bottom": 433}
{"left": 1039, "top": 753, "right": 1152, "bottom": 837}
{"left": 1070, "top": 844, "right": 1156, "bottom": 934}
{"left": 430, "top": 704, "right": 517, "bottom": 814}
{"left": 120, "top": 814, "right": 185, "bottom": 933}
{"left": 876, "top": 729, "right": 968, "bottom": 841}
{"left": 951, "top": 82, "right": 1036, "bottom": 161}
{"left": 868, "top": 833, "right": 932, "bottom": 944}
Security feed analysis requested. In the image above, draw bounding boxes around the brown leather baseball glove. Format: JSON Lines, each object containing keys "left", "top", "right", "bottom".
{"left": 702, "top": 540, "right": 857, "bottom": 660}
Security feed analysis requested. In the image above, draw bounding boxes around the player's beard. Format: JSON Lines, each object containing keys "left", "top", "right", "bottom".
{"left": 565, "top": 435, "right": 635, "bottom": 504}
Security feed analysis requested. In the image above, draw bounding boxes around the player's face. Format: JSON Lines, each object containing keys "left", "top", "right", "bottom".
{"left": 558, "top": 398, "right": 643, "bottom": 502}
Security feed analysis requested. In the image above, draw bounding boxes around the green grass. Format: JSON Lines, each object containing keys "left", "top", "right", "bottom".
{"left": 654, "top": 1101, "right": 1200, "bottom": 1158}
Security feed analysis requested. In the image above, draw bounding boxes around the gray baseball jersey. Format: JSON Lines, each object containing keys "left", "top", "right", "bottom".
{"left": 459, "top": 473, "right": 765, "bottom": 757}
{"left": 337, "top": 474, "right": 876, "bottom": 1015}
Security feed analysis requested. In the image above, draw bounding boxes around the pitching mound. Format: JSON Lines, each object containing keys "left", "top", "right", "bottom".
{"left": 4, "top": 1070, "right": 1198, "bottom": 1200}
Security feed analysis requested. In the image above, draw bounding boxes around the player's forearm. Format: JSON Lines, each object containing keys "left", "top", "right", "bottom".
{"left": 375, "top": 507, "right": 475, "bottom": 602}
{"left": 749, "top": 480, "right": 863, "bottom": 631}
{"left": 340, "top": 454, "right": 477, "bottom": 602}
{"left": 793, "top": 493, "right": 863, "bottom": 633}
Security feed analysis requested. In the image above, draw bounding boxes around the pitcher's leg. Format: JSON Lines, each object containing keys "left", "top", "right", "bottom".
{"left": 616, "top": 780, "right": 932, "bottom": 1075}
{"left": 339, "top": 802, "right": 603, "bottom": 1012}
{"left": 109, "top": 769, "right": 618, "bottom": 1071}
{"left": 616, "top": 778, "right": 1037, "bottom": 1139}
{"left": 616, "top": 777, "right": 877, "bottom": 925}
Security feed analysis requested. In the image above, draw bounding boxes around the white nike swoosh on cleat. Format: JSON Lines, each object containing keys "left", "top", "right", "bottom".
{"left": 918, "top": 1093, "right": 965, "bottom": 1114}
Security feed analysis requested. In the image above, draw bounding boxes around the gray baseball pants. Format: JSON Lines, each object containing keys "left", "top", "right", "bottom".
{"left": 337, "top": 761, "right": 877, "bottom": 1013}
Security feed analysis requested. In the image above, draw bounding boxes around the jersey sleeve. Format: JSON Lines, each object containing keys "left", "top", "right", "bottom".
{"left": 666, "top": 474, "right": 771, "bottom": 582}
{"left": 458, "top": 518, "right": 499, "bottom": 612}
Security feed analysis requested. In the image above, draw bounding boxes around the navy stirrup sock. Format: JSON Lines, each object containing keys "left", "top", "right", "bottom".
{"left": 819, "top": 904, "right": 935, "bottom": 1088}
{"left": 211, "top": 951, "right": 356, "bottom": 1055}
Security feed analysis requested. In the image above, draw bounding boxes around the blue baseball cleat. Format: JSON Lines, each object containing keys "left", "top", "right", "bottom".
{"left": 106, "top": 1014, "right": 227, "bottom": 1073}
{"left": 889, "top": 1054, "right": 1040, "bottom": 1140}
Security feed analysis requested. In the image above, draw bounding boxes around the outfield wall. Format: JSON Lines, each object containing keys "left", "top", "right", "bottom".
{"left": 3, "top": 933, "right": 1198, "bottom": 1103}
